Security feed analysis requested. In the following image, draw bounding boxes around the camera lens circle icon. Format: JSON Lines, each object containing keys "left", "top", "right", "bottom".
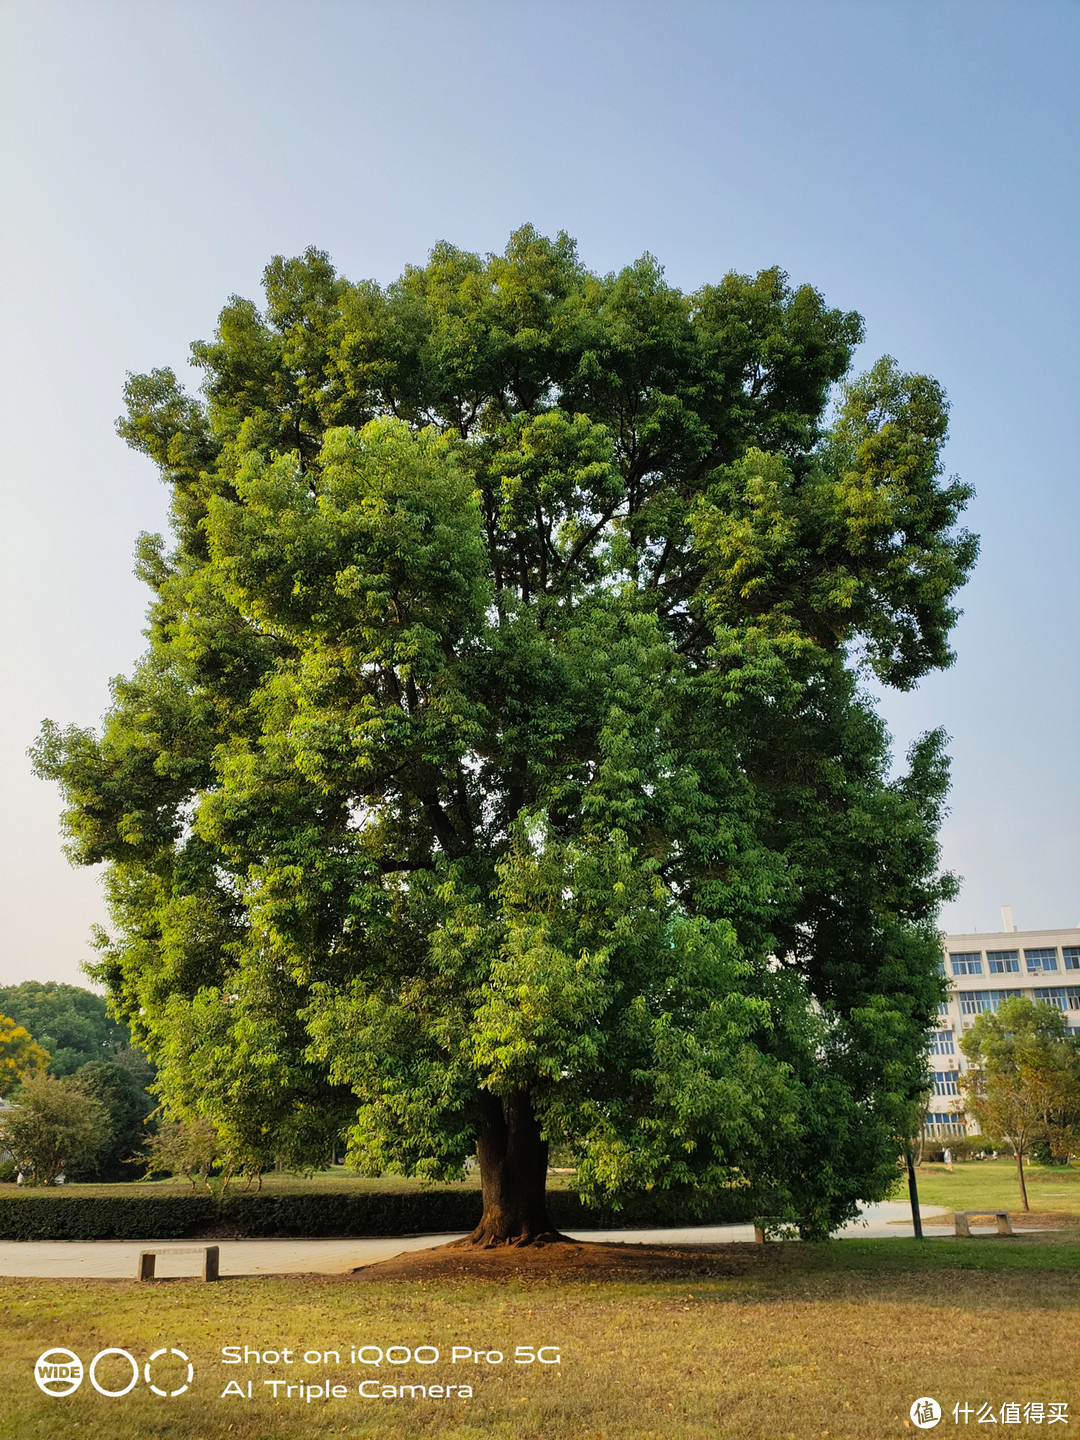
{"left": 34, "top": 1349, "right": 83, "bottom": 1397}
{"left": 145, "top": 1347, "right": 193, "bottom": 1397}
{"left": 910, "top": 1397, "right": 942, "bottom": 1429}
{"left": 89, "top": 1348, "right": 140, "bottom": 1397}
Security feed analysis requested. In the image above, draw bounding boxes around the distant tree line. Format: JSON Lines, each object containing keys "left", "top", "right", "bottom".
{"left": 0, "top": 982, "right": 156, "bottom": 1184}
{"left": 0, "top": 981, "right": 151, "bottom": 1080}
{"left": 1, "top": 981, "right": 322, "bottom": 1188}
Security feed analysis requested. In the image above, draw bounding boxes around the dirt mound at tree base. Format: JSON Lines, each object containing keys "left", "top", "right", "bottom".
{"left": 350, "top": 1239, "right": 771, "bottom": 1284}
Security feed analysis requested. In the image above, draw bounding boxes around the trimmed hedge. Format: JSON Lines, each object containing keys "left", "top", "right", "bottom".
{"left": 0, "top": 1193, "right": 219, "bottom": 1241}
{"left": 920, "top": 1138, "right": 991, "bottom": 1164}
{"left": 0, "top": 1185, "right": 754, "bottom": 1242}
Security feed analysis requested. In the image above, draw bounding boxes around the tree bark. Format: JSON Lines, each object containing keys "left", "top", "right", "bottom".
{"left": 465, "top": 1090, "right": 563, "bottom": 1246}
{"left": 1015, "top": 1148, "right": 1030, "bottom": 1211}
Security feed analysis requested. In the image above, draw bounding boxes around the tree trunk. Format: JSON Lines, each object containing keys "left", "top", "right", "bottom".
{"left": 1015, "top": 1148, "right": 1030, "bottom": 1211}
{"left": 466, "top": 1090, "right": 563, "bottom": 1246}
{"left": 906, "top": 1151, "right": 923, "bottom": 1239}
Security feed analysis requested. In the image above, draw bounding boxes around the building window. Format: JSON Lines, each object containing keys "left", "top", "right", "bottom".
{"left": 951, "top": 952, "right": 983, "bottom": 975}
{"left": 959, "top": 989, "right": 1018, "bottom": 1016}
{"left": 1068, "top": 989, "right": 1080, "bottom": 1011}
{"left": 924, "top": 1112, "right": 967, "bottom": 1136}
{"left": 1065, "top": 1027, "right": 1080, "bottom": 1038}
{"left": 987, "top": 950, "right": 1020, "bottom": 974}
{"left": 938, "top": 1000, "right": 951, "bottom": 1016}
{"left": 1034, "top": 987, "right": 1068, "bottom": 1011}
{"left": 1064, "top": 947, "right": 1080, "bottom": 971}
{"left": 929, "top": 1031, "right": 955, "bottom": 1055}
{"left": 932, "top": 1071, "right": 959, "bottom": 1096}
{"left": 960, "top": 990, "right": 992, "bottom": 1015}
{"left": 989, "top": 989, "right": 1021, "bottom": 1010}
{"left": 1025, "top": 948, "right": 1059, "bottom": 973}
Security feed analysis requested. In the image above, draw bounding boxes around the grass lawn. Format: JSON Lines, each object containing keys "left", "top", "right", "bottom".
{"left": 2, "top": 1238, "right": 1077, "bottom": 1440}
{"left": 24, "top": 1156, "right": 1079, "bottom": 1210}
{"left": 899, "top": 1158, "right": 1080, "bottom": 1217}
{"left": 12, "top": 1168, "right": 483, "bottom": 1200}
{"left": 13, "top": 1169, "right": 588, "bottom": 1201}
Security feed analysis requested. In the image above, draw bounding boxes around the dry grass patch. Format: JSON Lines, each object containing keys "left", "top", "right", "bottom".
{"left": 1, "top": 1240, "right": 1077, "bottom": 1440}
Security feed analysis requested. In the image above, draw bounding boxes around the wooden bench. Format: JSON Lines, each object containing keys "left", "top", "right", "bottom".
{"left": 136, "top": 1245, "right": 220, "bottom": 1281}
{"left": 953, "top": 1210, "right": 1013, "bottom": 1237}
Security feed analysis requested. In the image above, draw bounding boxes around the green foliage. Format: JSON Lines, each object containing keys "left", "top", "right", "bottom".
{"left": 0, "top": 982, "right": 134, "bottom": 1078}
{"left": 0, "top": 1190, "right": 217, "bottom": 1239}
{"left": 0, "top": 1014, "right": 49, "bottom": 1096}
{"left": 960, "top": 998, "right": 1080, "bottom": 1203}
{"left": 33, "top": 226, "right": 976, "bottom": 1232}
{"left": 67, "top": 1061, "right": 156, "bottom": 1182}
{"left": 918, "top": 1136, "right": 986, "bottom": 1163}
{"left": 0, "top": 1183, "right": 752, "bottom": 1241}
{"left": 141, "top": 1116, "right": 219, "bottom": 1189}
{"left": 0, "top": 1073, "right": 110, "bottom": 1185}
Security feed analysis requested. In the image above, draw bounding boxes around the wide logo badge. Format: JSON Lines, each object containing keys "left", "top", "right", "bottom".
{"left": 33, "top": 1346, "right": 192, "bottom": 1398}
{"left": 33, "top": 1349, "right": 83, "bottom": 1397}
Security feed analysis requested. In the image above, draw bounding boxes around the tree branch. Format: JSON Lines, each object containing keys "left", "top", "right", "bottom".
{"left": 419, "top": 792, "right": 469, "bottom": 859}
{"left": 647, "top": 536, "right": 674, "bottom": 590}
{"left": 675, "top": 617, "right": 710, "bottom": 654}
{"left": 553, "top": 506, "right": 619, "bottom": 588}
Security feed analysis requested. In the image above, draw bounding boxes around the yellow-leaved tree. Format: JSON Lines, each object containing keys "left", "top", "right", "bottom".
{"left": 0, "top": 1013, "right": 49, "bottom": 1097}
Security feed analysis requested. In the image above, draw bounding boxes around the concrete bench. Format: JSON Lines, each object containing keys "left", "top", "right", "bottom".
{"left": 953, "top": 1210, "right": 1013, "bottom": 1237}
{"left": 136, "top": 1245, "right": 220, "bottom": 1281}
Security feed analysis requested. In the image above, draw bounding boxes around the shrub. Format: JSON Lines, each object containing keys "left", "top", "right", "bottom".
{"left": 0, "top": 1073, "right": 110, "bottom": 1184}
{"left": 0, "top": 1192, "right": 217, "bottom": 1240}
{"left": 0, "top": 1183, "right": 755, "bottom": 1241}
{"left": 140, "top": 1117, "right": 220, "bottom": 1188}
{"left": 920, "top": 1137, "right": 989, "bottom": 1163}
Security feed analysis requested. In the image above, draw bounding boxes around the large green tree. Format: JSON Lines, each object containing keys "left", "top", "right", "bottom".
{"left": 35, "top": 227, "right": 975, "bottom": 1242}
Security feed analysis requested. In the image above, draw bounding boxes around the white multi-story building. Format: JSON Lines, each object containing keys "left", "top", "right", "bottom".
{"left": 925, "top": 911, "right": 1080, "bottom": 1139}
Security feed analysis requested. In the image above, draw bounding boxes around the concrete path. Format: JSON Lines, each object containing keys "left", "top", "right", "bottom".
{"left": 0, "top": 1234, "right": 470, "bottom": 1279}
{"left": 830, "top": 1199, "right": 955, "bottom": 1237}
{"left": 565, "top": 1201, "right": 954, "bottom": 1245}
{"left": 0, "top": 1203, "right": 957, "bottom": 1279}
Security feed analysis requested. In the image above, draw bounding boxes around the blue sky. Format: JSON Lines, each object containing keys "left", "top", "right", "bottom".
{"left": 1, "top": 0, "right": 1077, "bottom": 986}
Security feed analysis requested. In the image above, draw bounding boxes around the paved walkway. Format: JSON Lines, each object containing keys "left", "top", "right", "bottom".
{"left": 0, "top": 1234, "right": 467, "bottom": 1279}
{"left": 0, "top": 1203, "right": 958, "bottom": 1279}
{"left": 567, "top": 1201, "right": 955, "bottom": 1246}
